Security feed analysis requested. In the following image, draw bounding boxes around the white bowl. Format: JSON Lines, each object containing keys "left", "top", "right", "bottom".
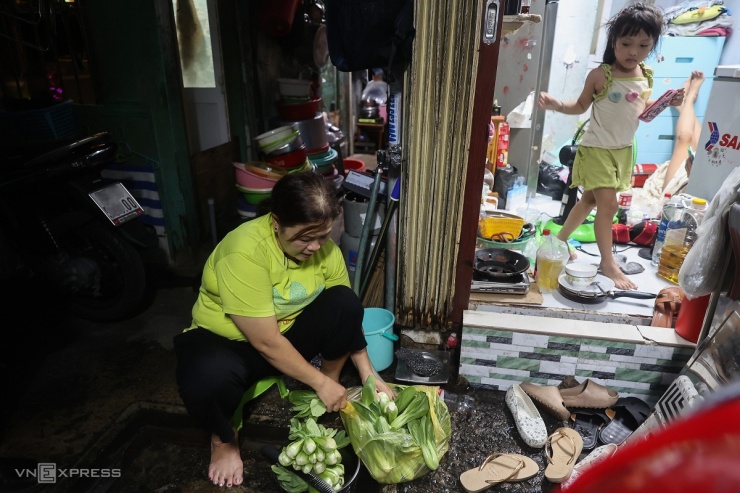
{"left": 255, "top": 125, "right": 297, "bottom": 148}
{"left": 564, "top": 263, "right": 598, "bottom": 288}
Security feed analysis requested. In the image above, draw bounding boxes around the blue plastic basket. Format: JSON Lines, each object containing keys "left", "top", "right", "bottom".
{"left": 0, "top": 100, "right": 79, "bottom": 143}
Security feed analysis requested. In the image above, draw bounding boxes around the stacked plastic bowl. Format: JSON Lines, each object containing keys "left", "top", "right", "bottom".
{"left": 308, "top": 146, "right": 343, "bottom": 190}
{"left": 255, "top": 124, "right": 310, "bottom": 172}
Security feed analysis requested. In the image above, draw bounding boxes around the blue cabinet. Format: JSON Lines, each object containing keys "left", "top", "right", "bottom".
{"left": 635, "top": 36, "right": 725, "bottom": 165}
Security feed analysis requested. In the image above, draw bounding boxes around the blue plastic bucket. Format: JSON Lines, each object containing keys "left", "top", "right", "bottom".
{"left": 363, "top": 308, "right": 398, "bottom": 371}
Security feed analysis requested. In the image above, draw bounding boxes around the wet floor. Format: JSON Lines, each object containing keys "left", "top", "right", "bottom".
{"left": 0, "top": 268, "right": 562, "bottom": 493}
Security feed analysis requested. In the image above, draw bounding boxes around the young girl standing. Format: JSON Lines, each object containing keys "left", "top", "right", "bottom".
{"left": 538, "top": 3, "right": 684, "bottom": 290}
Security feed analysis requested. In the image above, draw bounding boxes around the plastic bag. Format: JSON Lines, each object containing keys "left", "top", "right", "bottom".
{"left": 361, "top": 79, "right": 389, "bottom": 105}
{"left": 537, "top": 162, "right": 568, "bottom": 200}
{"left": 679, "top": 166, "right": 740, "bottom": 299}
{"left": 339, "top": 384, "right": 451, "bottom": 484}
{"left": 507, "top": 91, "right": 534, "bottom": 128}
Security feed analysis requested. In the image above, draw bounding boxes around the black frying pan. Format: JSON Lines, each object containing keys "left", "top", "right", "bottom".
{"left": 474, "top": 248, "right": 530, "bottom": 280}
{"left": 558, "top": 282, "right": 656, "bottom": 304}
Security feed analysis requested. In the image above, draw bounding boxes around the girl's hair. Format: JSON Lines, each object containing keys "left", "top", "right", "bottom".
{"left": 269, "top": 171, "right": 341, "bottom": 234}
{"left": 602, "top": 3, "right": 664, "bottom": 65}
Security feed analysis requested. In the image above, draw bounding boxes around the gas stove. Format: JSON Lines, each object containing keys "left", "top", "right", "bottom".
{"left": 471, "top": 271, "right": 530, "bottom": 294}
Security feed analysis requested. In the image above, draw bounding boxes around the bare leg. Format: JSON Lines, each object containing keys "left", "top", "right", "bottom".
{"left": 320, "top": 353, "right": 350, "bottom": 382}
{"left": 556, "top": 189, "right": 597, "bottom": 259}
{"left": 591, "top": 188, "right": 638, "bottom": 290}
{"left": 663, "top": 71, "right": 705, "bottom": 189}
{"left": 209, "top": 429, "right": 244, "bottom": 487}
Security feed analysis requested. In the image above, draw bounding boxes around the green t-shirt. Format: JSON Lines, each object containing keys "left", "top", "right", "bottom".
{"left": 188, "top": 213, "right": 350, "bottom": 341}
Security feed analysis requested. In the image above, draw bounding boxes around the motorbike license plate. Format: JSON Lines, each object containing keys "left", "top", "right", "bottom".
{"left": 89, "top": 182, "right": 145, "bottom": 226}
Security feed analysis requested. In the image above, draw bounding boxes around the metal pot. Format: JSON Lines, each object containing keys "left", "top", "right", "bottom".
{"left": 473, "top": 248, "right": 529, "bottom": 279}
{"left": 277, "top": 113, "right": 328, "bottom": 153}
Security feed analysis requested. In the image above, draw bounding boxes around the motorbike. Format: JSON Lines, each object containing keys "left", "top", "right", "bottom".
{"left": 0, "top": 131, "right": 159, "bottom": 322}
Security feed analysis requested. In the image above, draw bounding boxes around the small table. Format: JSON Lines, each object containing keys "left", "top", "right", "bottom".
{"left": 355, "top": 121, "right": 386, "bottom": 153}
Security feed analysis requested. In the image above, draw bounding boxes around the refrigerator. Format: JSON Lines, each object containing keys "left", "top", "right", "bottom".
{"left": 686, "top": 65, "right": 740, "bottom": 202}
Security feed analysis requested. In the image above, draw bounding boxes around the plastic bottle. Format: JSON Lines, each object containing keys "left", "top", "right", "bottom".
{"left": 536, "top": 229, "right": 569, "bottom": 291}
{"left": 652, "top": 194, "right": 684, "bottom": 266}
{"left": 520, "top": 0, "right": 531, "bottom": 14}
{"left": 658, "top": 197, "right": 707, "bottom": 283}
{"left": 439, "top": 390, "right": 475, "bottom": 418}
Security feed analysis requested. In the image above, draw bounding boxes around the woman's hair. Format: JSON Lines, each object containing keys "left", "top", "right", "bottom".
{"left": 602, "top": 3, "right": 664, "bottom": 65}
{"left": 270, "top": 171, "right": 341, "bottom": 233}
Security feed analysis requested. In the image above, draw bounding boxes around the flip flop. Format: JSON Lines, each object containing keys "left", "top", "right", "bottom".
{"left": 569, "top": 409, "right": 614, "bottom": 450}
{"left": 460, "top": 453, "right": 539, "bottom": 492}
{"left": 544, "top": 427, "right": 583, "bottom": 483}
{"left": 598, "top": 397, "right": 652, "bottom": 445}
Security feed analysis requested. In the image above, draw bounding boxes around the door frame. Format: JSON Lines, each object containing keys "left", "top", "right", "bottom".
{"left": 451, "top": 1, "right": 505, "bottom": 325}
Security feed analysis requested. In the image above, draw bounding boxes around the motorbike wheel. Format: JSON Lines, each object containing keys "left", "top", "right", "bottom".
{"left": 61, "top": 220, "right": 147, "bottom": 322}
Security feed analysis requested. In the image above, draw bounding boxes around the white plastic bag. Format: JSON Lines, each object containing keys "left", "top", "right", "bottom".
{"left": 679, "top": 167, "right": 740, "bottom": 299}
{"left": 506, "top": 91, "right": 535, "bottom": 128}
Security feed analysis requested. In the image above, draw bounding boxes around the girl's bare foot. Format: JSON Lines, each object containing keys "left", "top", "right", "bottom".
{"left": 558, "top": 236, "right": 577, "bottom": 260}
{"left": 683, "top": 71, "right": 704, "bottom": 106}
{"left": 600, "top": 261, "right": 638, "bottom": 290}
{"left": 209, "top": 431, "right": 244, "bottom": 487}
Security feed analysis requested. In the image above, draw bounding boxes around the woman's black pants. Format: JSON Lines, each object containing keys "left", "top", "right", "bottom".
{"left": 173, "top": 285, "right": 366, "bottom": 443}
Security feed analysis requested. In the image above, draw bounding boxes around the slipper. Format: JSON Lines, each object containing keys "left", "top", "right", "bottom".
{"left": 569, "top": 409, "right": 614, "bottom": 450}
{"left": 561, "top": 443, "right": 618, "bottom": 488}
{"left": 598, "top": 397, "right": 652, "bottom": 445}
{"left": 560, "top": 379, "right": 619, "bottom": 409}
{"left": 520, "top": 382, "right": 571, "bottom": 421}
{"left": 544, "top": 427, "right": 583, "bottom": 483}
{"left": 650, "top": 286, "right": 683, "bottom": 328}
{"left": 460, "top": 453, "right": 539, "bottom": 492}
{"left": 506, "top": 384, "right": 548, "bottom": 448}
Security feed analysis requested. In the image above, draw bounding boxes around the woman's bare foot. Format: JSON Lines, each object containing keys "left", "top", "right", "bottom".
{"left": 209, "top": 431, "right": 244, "bottom": 487}
{"left": 600, "top": 261, "right": 638, "bottom": 290}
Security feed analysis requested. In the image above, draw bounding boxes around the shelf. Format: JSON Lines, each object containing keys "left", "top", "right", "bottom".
{"left": 502, "top": 14, "right": 542, "bottom": 37}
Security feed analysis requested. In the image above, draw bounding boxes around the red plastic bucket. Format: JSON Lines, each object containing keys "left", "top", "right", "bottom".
{"left": 343, "top": 158, "right": 366, "bottom": 176}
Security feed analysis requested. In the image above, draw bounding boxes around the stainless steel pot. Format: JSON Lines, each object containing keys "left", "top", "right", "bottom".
{"left": 277, "top": 113, "right": 328, "bottom": 153}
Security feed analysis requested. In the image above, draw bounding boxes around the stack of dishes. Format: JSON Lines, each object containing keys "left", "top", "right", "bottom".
{"left": 307, "top": 147, "right": 343, "bottom": 190}
{"left": 255, "top": 125, "right": 310, "bottom": 173}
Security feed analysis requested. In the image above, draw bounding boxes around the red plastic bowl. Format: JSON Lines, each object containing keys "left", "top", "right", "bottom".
{"left": 266, "top": 146, "right": 307, "bottom": 169}
{"left": 276, "top": 98, "right": 322, "bottom": 121}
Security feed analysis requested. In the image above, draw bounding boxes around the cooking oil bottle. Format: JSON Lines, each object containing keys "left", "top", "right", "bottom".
{"left": 658, "top": 197, "right": 707, "bottom": 283}
{"left": 536, "top": 229, "right": 569, "bottom": 290}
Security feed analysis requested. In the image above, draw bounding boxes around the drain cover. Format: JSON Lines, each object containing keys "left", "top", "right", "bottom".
{"left": 394, "top": 349, "right": 450, "bottom": 385}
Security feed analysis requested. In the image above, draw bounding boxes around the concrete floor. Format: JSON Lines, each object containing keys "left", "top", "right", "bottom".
{"left": 0, "top": 220, "right": 561, "bottom": 493}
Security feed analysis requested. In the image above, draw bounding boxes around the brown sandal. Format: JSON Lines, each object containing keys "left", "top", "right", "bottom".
{"left": 650, "top": 286, "right": 683, "bottom": 328}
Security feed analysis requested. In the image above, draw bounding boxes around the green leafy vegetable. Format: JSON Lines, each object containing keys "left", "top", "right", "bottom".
{"left": 288, "top": 390, "right": 327, "bottom": 418}
{"left": 271, "top": 465, "right": 308, "bottom": 493}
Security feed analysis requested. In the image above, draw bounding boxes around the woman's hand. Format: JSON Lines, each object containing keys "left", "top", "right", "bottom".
{"left": 374, "top": 375, "right": 395, "bottom": 399}
{"left": 315, "top": 376, "right": 347, "bottom": 413}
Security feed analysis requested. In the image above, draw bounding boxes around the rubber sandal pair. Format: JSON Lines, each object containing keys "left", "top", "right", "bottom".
{"left": 569, "top": 409, "right": 615, "bottom": 450}
{"left": 460, "top": 453, "right": 539, "bottom": 492}
{"left": 544, "top": 427, "right": 583, "bottom": 483}
{"left": 599, "top": 396, "right": 652, "bottom": 445}
{"left": 651, "top": 286, "right": 683, "bottom": 327}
